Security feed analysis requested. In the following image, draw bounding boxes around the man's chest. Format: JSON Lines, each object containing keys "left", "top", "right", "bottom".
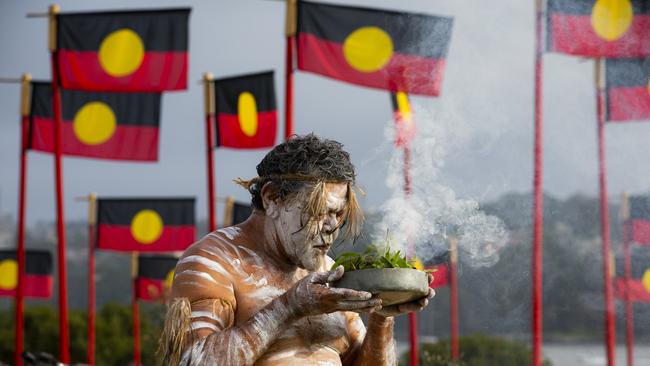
{"left": 231, "top": 271, "right": 352, "bottom": 352}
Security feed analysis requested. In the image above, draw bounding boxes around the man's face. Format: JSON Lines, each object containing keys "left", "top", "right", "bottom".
{"left": 273, "top": 182, "right": 348, "bottom": 272}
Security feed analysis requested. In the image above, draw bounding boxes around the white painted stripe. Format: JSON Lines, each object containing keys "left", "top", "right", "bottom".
{"left": 265, "top": 349, "right": 298, "bottom": 362}
{"left": 189, "top": 321, "right": 219, "bottom": 332}
{"left": 179, "top": 255, "right": 231, "bottom": 278}
{"left": 175, "top": 269, "right": 217, "bottom": 284}
{"left": 191, "top": 311, "right": 225, "bottom": 328}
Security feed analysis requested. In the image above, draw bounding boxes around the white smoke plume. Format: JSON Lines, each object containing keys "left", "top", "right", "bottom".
{"left": 372, "top": 100, "right": 509, "bottom": 267}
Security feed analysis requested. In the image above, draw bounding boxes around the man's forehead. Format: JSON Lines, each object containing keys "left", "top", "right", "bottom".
{"left": 324, "top": 183, "right": 348, "bottom": 208}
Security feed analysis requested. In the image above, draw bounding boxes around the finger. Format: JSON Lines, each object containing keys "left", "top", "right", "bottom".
{"left": 427, "top": 273, "right": 434, "bottom": 284}
{"left": 311, "top": 266, "right": 344, "bottom": 284}
{"left": 398, "top": 298, "right": 429, "bottom": 313}
{"left": 336, "top": 299, "right": 383, "bottom": 311}
{"left": 427, "top": 288, "right": 436, "bottom": 299}
{"left": 327, "top": 265, "right": 345, "bottom": 282}
{"left": 327, "top": 287, "right": 372, "bottom": 300}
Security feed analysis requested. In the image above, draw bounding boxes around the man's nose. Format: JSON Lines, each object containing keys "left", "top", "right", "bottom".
{"left": 322, "top": 214, "right": 339, "bottom": 234}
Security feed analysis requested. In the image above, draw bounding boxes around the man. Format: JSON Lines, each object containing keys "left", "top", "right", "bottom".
{"left": 161, "top": 134, "right": 433, "bottom": 365}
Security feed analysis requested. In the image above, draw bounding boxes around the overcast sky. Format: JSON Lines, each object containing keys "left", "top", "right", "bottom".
{"left": 2, "top": 0, "right": 650, "bottom": 225}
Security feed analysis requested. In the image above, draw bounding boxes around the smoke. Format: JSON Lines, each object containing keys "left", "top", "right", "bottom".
{"left": 372, "top": 100, "right": 509, "bottom": 267}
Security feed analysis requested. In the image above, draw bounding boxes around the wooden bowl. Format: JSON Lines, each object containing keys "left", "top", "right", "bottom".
{"left": 333, "top": 268, "right": 430, "bottom": 306}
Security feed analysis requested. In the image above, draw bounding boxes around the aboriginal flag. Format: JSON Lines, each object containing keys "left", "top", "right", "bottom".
{"left": 297, "top": 1, "right": 453, "bottom": 96}
{"left": 28, "top": 82, "right": 161, "bottom": 161}
{"left": 0, "top": 250, "right": 53, "bottom": 299}
{"left": 624, "top": 195, "right": 650, "bottom": 245}
{"left": 213, "top": 71, "right": 277, "bottom": 149}
{"left": 606, "top": 58, "right": 650, "bottom": 122}
{"left": 614, "top": 247, "right": 650, "bottom": 302}
{"left": 57, "top": 8, "right": 190, "bottom": 92}
{"left": 96, "top": 198, "right": 195, "bottom": 252}
{"left": 136, "top": 255, "right": 178, "bottom": 301}
{"left": 390, "top": 92, "right": 416, "bottom": 147}
{"left": 426, "top": 252, "right": 450, "bottom": 289}
{"left": 547, "top": 0, "right": 650, "bottom": 57}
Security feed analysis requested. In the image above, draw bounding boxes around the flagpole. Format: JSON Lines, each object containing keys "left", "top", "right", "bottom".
{"left": 223, "top": 196, "right": 235, "bottom": 228}
{"left": 621, "top": 192, "right": 634, "bottom": 366}
{"left": 14, "top": 72, "right": 32, "bottom": 366}
{"left": 402, "top": 145, "right": 419, "bottom": 366}
{"left": 203, "top": 72, "right": 217, "bottom": 232}
{"left": 449, "top": 237, "right": 459, "bottom": 365}
{"left": 132, "top": 252, "right": 141, "bottom": 366}
{"left": 595, "top": 57, "right": 615, "bottom": 366}
{"left": 531, "top": 0, "right": 544, "bottom": 365}
{"left": 49, "top": 5, "right": 70, "bottom": 363}
{"left": 87, "top": 192, "right": 97, "bottom": 365}
{"left": 284, "top": 0, "right": 297, "bottom": 140}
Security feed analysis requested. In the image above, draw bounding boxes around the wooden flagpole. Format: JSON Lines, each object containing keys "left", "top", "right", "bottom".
{"left": 284, "top": 0, "right": 297, "bottom": 140}
{"left": 203, "top": 72, "right": 217, "bottom": 232}
{"left": 449, "top": 237, "right": 459, "bottom": 364}
{"left": 132, "top": 252, "right": 141, "bottom": 366}
{"left": 621, "top": 192, "right": 634, "bottom": 366}
{"left": 49, "top": 5, "right": 71, "bottom": 363}
{"left": 14, "top": 72, "right": 32, "bottom": 366}
{"left": 87, "top": 192, "right": 97, "bottom": 365}
{"left": 531, "top": 0, "right": 544, "bottom": 365}
{"left": 595, "top": 57, "right": 615, "bottom": 366}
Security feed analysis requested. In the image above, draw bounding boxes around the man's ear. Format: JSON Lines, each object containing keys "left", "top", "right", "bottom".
{"left": 261, "top": 182, "right": 281, "bottom": 218}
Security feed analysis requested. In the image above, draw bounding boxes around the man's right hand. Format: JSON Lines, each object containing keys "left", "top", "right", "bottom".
{"left": 284, "top": 266, "right": 382, "bottom": 318}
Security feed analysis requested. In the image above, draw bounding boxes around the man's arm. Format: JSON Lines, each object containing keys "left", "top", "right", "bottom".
{"left": 168, "top": 255, "right": 380, "bottom": 366}
{"left": 165, "top": 239, "right": 300, "bottom": 366}
{"left": 180, "top": 294, "right": 296, "bottom": 365}
{"left": 347, "top": 286, "right": 435, "bottom": 366}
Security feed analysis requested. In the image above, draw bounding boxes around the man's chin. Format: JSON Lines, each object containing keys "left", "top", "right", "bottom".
{"left": 300, "top": 254, "right": 326, "bottom": 272}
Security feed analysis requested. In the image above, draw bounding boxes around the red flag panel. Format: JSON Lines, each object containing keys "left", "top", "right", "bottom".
{"left": 297, "top": 1, "right": 453, "bottom": 96}
{"left": 547, "top": 0, "right": 650, "bottom": 57}
{"left": 56, "top": 8, "right": 190, "bottom": 92}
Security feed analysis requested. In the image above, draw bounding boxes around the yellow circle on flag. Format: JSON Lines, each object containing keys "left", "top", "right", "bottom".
{"left": 99, "top": 28, "right": 145, "bottom": 77}
{"left": 642, "top": 269, "right": 650, "bottom": 292}
{"left": 591, "top": 0, "right": 633, "bottom": 41}
{"left": 0, "top": 259, "right": 18, "bottom": 290}
{"left": 238, "top": 92, "right": 259, "bottom": 137}
{"left": 130, "top": 209, "right": 164, "bottom": 245}
{"left": 343, "top": 26, "right": 394, "bottom": 73}
{"left": 146, "top": 284, "right": 160, "bottom": 298}
{"left": 164, "top": 269, "right": 175, "bottom": 290}
{"left": 73, "top": 101, "right": 117, "bottom": 145}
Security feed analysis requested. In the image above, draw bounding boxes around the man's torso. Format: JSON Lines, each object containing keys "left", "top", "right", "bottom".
{"left": 172, "top": 227, "right": 365, "bottom": 365}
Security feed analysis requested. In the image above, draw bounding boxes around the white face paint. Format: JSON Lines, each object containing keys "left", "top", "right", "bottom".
{"left": 267, "top": 183, "right": 348, "bottom": 271}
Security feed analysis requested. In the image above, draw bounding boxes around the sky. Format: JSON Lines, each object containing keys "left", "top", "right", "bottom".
{"left": 2, "top": 0, "right": 650, "bottom": 225}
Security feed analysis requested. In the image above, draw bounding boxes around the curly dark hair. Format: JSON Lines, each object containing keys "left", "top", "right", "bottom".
{"left": 249, "top": 134, "right": 355, "bottom": 206}
{"left": 236, "top": 134, "right": 363, "bottom": 238}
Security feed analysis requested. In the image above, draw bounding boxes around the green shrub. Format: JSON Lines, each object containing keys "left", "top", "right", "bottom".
{"left": 0, "top": 303, "right": 164, "bottom": 366}
{"left": 398, "top": 334, "right": 552, "bottom": 366}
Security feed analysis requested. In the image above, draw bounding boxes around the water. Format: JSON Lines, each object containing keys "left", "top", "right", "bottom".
{"left": 396, "top": 342, "right": 650, "bottom": 365}
{"left": 544, "top": 344, "right": 650, "bottom": 366}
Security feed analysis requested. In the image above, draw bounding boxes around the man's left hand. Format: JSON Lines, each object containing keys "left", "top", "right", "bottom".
{"left": 374, "top": 273, "right": 436, "bottom": 318}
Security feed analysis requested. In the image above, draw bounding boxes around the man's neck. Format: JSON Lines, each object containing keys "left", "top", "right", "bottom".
{"left": 239, "top": 212, "right": 301, "bottom": 275}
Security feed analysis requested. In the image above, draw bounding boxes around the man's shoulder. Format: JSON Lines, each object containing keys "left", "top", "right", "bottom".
{"left": 178, "top": 227, "right": 262, "bottom": 270}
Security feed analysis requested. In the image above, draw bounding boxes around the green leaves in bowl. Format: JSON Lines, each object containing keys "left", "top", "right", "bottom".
{"left": 332, "top": 245, "right": 424, "bottom": 272}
